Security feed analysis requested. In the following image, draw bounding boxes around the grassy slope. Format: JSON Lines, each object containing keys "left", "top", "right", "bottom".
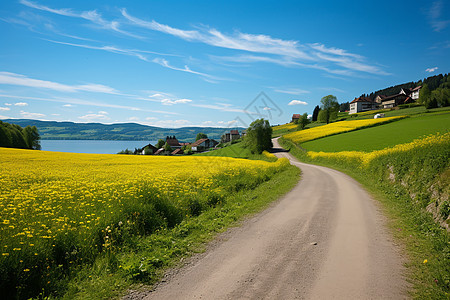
{"left": 302, "top": 112, "right": 450, "bottom": 152}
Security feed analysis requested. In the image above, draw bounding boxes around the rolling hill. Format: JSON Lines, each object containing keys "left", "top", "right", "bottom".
{"left": 1, "top": 119, "right": 244, "bottom": 142}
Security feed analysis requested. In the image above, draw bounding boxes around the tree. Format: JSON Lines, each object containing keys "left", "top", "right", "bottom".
{"left": 418, "top": 84, "right": 431, "bottom": 106}
{"left": 163, "top": 142, "right": 173, "bottom": 152}
{"left": 317, "top": 109, "right": 328, "bottom": 123}
{"left": 156, "top": 139, "right": 165, "bottom": 149}
{"left": 312, "top": 105, "right": 320, "bottom": 122}
{"left": 297, "top": 113, "right": 310, "bottom": 130}
{"left": 320, "top": 95, "right": 339, "bottom": 124}
{"left": 195, "top": 132, "right": 208, "bottom": 141}
{"left": 339, "top": 102, "right": 350, "bottom": 112}
{"left": 244, "top": 119, "right": 273, "bottom": 154}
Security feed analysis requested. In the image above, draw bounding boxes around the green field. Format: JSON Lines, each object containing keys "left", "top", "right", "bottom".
{"left": 195, "top": 142, "right": 277, "bottom": 161}
{"left": 301, "top": 112, "right": 450, "bottom": 152}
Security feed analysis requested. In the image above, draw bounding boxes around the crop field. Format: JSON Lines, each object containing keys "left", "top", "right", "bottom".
{"left": 272, "top": 122, "right": 298, "bottom": 137}
{"left": 283, "top": 116, "right": 404, "bottom": 144}
{"left": 302, "top": 112, "right": 450, "bottom": 152}
{"left": 0, "top": 148, "right": 289, "bottom": 298}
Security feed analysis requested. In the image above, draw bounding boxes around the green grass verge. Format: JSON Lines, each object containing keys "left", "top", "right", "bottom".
{"left": 60, "top": 164, "right": 300, "bottom": 299}
{"left": 302, "top": 112, "right": 450, "bottom": 152}
{"left": 195, "top": 141, "right": 277, "bottom": 161}
{"left": 279, "top": 137, "right": 449, "bottom": 299}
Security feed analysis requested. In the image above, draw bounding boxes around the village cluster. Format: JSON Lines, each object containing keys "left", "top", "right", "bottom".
{"left": 348, "top": 86, "right": 421, "bottom": 114}
{"left": 140, "top": 130, "right": 242, "bottom": 155}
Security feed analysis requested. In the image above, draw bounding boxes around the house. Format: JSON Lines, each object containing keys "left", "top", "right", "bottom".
{"left": 141, "top": 143, "right": 158, "bottom": 155}
{"left": 349, "top": 97, "right": 377, "bottom": 114}
{"left": 380, "top": 93, "right": 409, "bottom": 109}
{"left": 400, "top": 86, "right": 421, "bottom": 100}
{"left": 165, "top": 136, "right": 181, "bottom": 149}
{"left": 374, "top": 95, "right": 387, "bottom": 104}
{"left": 190, "top": 138, "right": 219, "bottom": 152}
{"left": 291, "top": 114, "right": 301, "bottom": 123}
{"left": 221, "top": 130, "right": 241, "bottom": 143}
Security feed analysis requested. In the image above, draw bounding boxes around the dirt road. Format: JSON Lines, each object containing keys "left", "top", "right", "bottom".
{"left": 143, "top": 138, "right": 407, "bottom": 299}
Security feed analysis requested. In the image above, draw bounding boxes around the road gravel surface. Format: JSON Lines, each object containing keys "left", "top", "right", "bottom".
{"left": 138, "top": 138, "right": 408, "bottom": 299}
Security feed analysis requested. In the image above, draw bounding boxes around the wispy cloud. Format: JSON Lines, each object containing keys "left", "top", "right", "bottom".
{"left": 15, "top": 102, "right": 28, "bottom": 106}
{"left": 152, "top": 58, "right": 216, "bottom": 79}
{"left": 0, "top": 107, "right": 10, "bottom": 111}
{"left": 273, "top": 88, "right": 310, "bottom": 95}
{"left": 425, "top": 67, "right": 439, "bottom": 72}
{"left": 147, "top": 92, "right": 193, "bottom": 106}
{"left": 0, "top": 93, "right": 180, "bottom": 115}
{"left": 428, "top": 1, "right": 450, "bottom": 32}
{"left": 0, "top": 71, "right": 120, "bottom": 94}
{"left": 288, "top": 100, "right": 308, "bottom": 105}
{"left": 20, "top": 0, "right": 141, "bottom": 38}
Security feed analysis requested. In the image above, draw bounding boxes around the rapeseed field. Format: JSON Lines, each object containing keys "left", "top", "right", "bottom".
{"left": 283, "top": 116, "right": 404, "bottom": 144}
{"left": 0, "top": 148, "right": 289, "bottom": 298}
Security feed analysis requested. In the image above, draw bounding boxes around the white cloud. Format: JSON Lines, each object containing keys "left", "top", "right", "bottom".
{"left": 147, "top": 119, "right": 191, "bottom": 128}
{"left": 146, "top": 117, "right": 157, "bottom": 120}
{"left": 20, "top": 110, "right": 46, "bottom": 118}
{"left": 0, "top": 114, "right": 10, "bottom": 119}
{"left": 98, "top": 111, "right": 108, "bottom": 115}
{"left": 263, "top": 107, "right": 271, "bottom": 111}
{"left": 0, "top": 72, "right": 119, "bottom": 94}
{"left": 288, "top": 100, "right": 308, "bottom": 105}
{"left": 0, "top": 107, "right": 10, "bottom": 111}
{"left": 63, "top": 104, "right": 74, "bottom": 107}
{"left": 161, "top": 98, "right": 192, "bottom": 105}
{"left": 128, "top": 116, "right": 139, "bottom": 121}
{"left": 15, "top": 102, "right": 28, "bottom": 106}
{"left": 4, "top": 103, "right": 12, "bottom": 106}
{"left": 426, "top": 67, "right": 439, "bottom": 72}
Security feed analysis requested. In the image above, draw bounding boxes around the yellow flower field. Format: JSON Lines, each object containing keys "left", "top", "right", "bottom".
{"left": 283, "top": 116, "right": 404, "bottom": 144}
{"left": 307, "top": 132, "right": 450, "bottom": 167}
{"left": 0, "top": 148, "right": 289, "bottom": 280}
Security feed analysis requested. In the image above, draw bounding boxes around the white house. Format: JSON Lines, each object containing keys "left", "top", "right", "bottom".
{"left": 349, "top": 97, "right": 377, "bottom": 114}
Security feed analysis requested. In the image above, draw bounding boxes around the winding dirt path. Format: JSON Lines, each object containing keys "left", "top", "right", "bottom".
{"left": 141, "top": 138, "right": 408, "bottom": 299}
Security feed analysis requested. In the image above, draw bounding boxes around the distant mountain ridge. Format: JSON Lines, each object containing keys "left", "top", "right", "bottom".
{"left": 2, "top": 119, "right": 245, "bottom": 142}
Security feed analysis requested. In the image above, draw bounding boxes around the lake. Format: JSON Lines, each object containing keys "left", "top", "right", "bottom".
{"left": 40, "top": 140, "right": 157, "bottom": 154}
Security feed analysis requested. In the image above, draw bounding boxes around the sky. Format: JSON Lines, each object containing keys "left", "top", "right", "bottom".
{"left": 0, "top": 0, "right": 449, "bottom": 128}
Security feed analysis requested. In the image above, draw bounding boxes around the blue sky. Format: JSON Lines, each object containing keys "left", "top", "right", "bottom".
{"left": 0, "top": 0, "right": 448, "bottom": 128}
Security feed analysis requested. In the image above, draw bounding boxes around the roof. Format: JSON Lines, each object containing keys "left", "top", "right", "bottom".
{"left": 143, "top": 143, "right": 158, "bottom": 151}
{"left": 171, "top": 148, "right": 183, "bottom": 155}
{"left": 292, "top": 114, "right": 301, "bottom": 119}
{"left": 191, "top": 138, "right": 208, "bottom": 147}
{"left": 154, "top": 149, "right": 163, "bottom": 155}
{"left": 410, "top": 86, "right": 422, "bottom": 92}
{"left": 166, "top": 138, "right": 180, "bottom": 147}
{"left": 230, "top": 130, "right": 239, "bottom": 135}
{"left": 350, "top": 97, "right": 373, "bottom": 104}
{"left": 375, "top": 95, "right": 387, "bottom": 99}
{"left": 381, "top": 93, "right": 408, "bottom": 102}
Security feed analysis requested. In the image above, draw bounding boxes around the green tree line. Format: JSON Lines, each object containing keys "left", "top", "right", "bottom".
{"left": 0, "top": 121, "right": 41, "bottom": 150}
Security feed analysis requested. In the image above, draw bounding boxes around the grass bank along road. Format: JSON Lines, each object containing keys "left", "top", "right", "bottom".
{"left": 144, "top": 138, "right": 408, "bottom": 299}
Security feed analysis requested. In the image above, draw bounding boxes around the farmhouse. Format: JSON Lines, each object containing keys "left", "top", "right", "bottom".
{"left": 190, "top": 138, "right": 219, "bottom": 152}
{"left": 221, "top": 130, "right": 241, "bottom": 143}
{"left": 381, "top": 93, "right": 410, "bottom": 109}
{"left": 349, "top": 97, "right": 377, "bottom": 114}
{"left": 165, "top": 136, "right": 182, "bottom": 149}
{"left": 292, "top": 114, "right": 301, "bottom": 123}
{"left": 141, "top": 143, "right": 158, "bottom": 155}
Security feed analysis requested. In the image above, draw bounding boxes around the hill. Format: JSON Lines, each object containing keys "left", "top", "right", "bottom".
{"left": 1, "top": 119, "right": 244, "bottom": 142}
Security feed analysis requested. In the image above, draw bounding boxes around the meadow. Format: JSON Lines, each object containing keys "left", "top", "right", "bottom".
{"left": 301, "top": 112, "right": 450, "bottom": 152}
{"left": 0, "top": 148, "right": 293, "bottom": 299}
{"left": 282, "top": 116, "right": 405, "bottom": 144}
